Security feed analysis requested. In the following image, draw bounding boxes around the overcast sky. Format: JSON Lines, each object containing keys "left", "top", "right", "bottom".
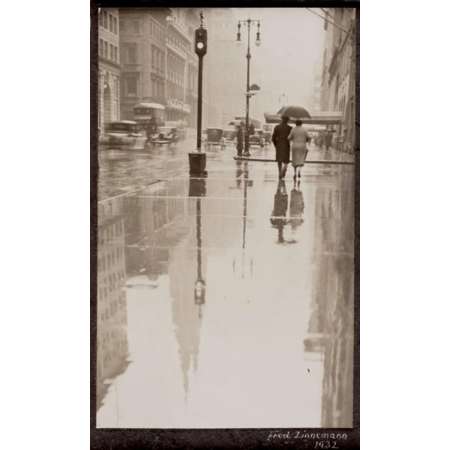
{"left": 231, "top": 8, "right": 325, "bottom": 117}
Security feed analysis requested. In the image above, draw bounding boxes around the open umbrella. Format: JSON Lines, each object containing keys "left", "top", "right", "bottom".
{"left": 277, "top": 105, "right": 311, "bottom": 119}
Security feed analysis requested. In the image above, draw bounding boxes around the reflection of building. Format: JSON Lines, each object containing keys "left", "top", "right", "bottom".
{"left": 320, "top": 8, "right": 356, "bottom": 152}
{"left": 97, "top": 197, "right": 129, "bottom": 410}
{"left": 305, "top": 171, "right": 354, "bottom": 427}
{"left": 98, "top": 8, "right": 121, "bottom": 134}
{"left": 124, "top": 180, "right": 190, "bottom": 278}
{"left": 169, "top": 227, "right": 204, "bottom": 397}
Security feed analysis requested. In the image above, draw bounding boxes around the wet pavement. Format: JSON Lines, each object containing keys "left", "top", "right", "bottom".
{"left": 96, "top": 139, "right": 355, "bottom": 428}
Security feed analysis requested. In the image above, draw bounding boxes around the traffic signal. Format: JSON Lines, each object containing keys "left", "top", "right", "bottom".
{"left": 194, "top": 27, "right": 207, "bottom": 57}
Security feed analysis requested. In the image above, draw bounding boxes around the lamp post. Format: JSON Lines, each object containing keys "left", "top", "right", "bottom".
{"left": 236, "top": 19, "right": 261, "bottom": 156}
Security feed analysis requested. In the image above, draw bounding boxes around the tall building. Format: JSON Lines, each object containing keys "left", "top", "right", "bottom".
{"left": 119, "top": 8, "right": 170, "bottom": 120}
{"left": 320, "top": 8, "right": 356, "bottom": 152}
{"left": 119, "top": 8, "right": 197, "bottom": 125}
{"left": 201, "top": 8, "right": 244, "bottom": 128}
{"left": 98, "top": 8, "right": 121, "bottom": 134}
{"left": 307, "top": 60, "right": 323, "bottom": 113}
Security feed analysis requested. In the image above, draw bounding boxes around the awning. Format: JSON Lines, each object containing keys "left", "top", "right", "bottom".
{"left": 264, "top": 111, "right": 343, "bottom": 125}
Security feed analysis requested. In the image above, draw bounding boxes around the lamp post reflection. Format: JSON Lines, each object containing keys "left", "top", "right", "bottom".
{"left": 189, "top": 176, "right": 207, "bottom": 317}
{"left": 194, "top": 196, "right": 206, "bottom": 318}
{"left": 233, "top": 161, "right": 253, "bottom": 279}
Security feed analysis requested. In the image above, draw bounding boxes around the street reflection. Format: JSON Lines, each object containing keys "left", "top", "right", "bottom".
{"left": 97, "top": 197, "right": 129, "bottom": 411}
{"left": 96, "top": 160, "right": 355, "bottom": 428}
{"left": 305, "top": 171, "right": 354, "bottom": 427}
{"left": 289, "top": 183, "right": 305, "bottom": 232}
{"left": 270, "top": 180, "right": 289, "bottom": 243}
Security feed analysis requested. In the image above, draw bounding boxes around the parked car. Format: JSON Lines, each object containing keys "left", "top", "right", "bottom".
{"left": 223, "top": 127, "right": 237, "bottom": 146}
{"left": 249, "top": 129, "right": 265, "bottom": 148}
{"left": 150, "top": 126, "right": 178, "bottom": 146}
{"left": 99, "top": 121, "right": 147, "bottom": 151}
{"left": 205, "top": 128, "right": 225, "bottom": 149}
{"left": 165, "top": 121, "right": 187, "bottom": 140}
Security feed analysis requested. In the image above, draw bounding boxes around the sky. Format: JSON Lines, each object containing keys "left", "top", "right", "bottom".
{"left": 231, "top": 8, "right": 325, "bottom": 117}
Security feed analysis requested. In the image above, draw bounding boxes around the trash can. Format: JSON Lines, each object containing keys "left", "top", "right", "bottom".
{"left": 189, "top": 152, "right": 207, "bottom": 175}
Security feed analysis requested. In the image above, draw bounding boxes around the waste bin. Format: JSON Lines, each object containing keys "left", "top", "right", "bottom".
{"left": 189, "top": 152, "right": 207, "bottom": 175}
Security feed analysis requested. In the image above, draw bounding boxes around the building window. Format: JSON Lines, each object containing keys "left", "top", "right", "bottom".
{"left": 109, "top": 14, "right": 113, "bottom": 32}
{"left": 133, "top": 20, "right": 140, "bottom": 33}
{"left": 124, "top": 43, "right": 137, "bottom": 64}
{"left": 113, "top": 17, "right": 117, "bottom": 34}
{"left": 109, "top": 44, "right": 114, "bottom": 61}
{"left": 99, "top": 10, "right": 106, "bottom": 28}
{"left": 124, "top": 73, "right": 138, "bottom": 97}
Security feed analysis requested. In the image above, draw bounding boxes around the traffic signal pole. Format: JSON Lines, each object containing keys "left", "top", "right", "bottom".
{"left": 196, "top": 55, "right": 203, "bottom": 152}
{"left": 189, "top": 11, "right": 208, "bottom": 176}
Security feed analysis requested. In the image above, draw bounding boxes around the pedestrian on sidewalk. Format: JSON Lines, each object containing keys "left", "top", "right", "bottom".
{"left": 288, "top": 119, "right": 310, "bottom": 179}
{"left": 272, "top": 115, "right": 292, "bottom": 179}
{"left": 236, "top": 123, "right": 244, "bottom": 156}
{"left": 325, "top": 128, "right": 333, "bottom": 151}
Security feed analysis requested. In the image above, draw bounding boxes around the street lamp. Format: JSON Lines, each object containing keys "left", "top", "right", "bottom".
{"left": 236, "top": 18, "right": 261, "bottom": 157}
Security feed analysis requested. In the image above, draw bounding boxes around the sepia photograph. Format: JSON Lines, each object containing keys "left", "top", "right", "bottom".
{"left": 93, "top": 2, "right": 359, "bottom": 447}
{"left": 5, "top": 1, "right": 450, "bottom": 450}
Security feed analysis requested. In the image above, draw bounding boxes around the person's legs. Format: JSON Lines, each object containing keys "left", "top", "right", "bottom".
{"left": 277, "top": 161, "right": 282, "bottom": 178}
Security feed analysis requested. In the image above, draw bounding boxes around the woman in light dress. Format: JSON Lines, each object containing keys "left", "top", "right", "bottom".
{"left": 288, "top": 119, "right": 310, "bottom": 179}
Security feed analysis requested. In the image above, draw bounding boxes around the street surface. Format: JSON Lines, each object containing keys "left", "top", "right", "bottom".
{"left": 96, "top": 137, "right": 355, "bottom": 428}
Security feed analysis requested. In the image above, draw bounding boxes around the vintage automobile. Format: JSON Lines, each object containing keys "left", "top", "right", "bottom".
{"left": 165, "top": 121, "right": 187, "bottom": 141}
{"left": 262, "top": 123, "right": 275, "bottom": 145}
{"left": 99, "top": 120, "right": 147, "bottom": 151}
{"left": 249, "top": 128, "right": 265, "bottom": 148}
{"left": 150, "top": 126, "right": 178, "bottom": 146}
{"left": 223, "top": 127, "right": 237, "bottom": 146}
{"left": 205, "top": 128, "right": 225, "bottom": 149}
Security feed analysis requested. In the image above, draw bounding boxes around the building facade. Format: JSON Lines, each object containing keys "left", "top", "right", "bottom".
{"left": 119, "top": 8, "right": 196, "bottom": 125}
{"left": 202, "top": 8, "right": 243, "bottom": 128}
{"left": 119, "top": 8, "right": 170, "bottom": 120}
{"left": 320, "top": 8, "right": 356, "bottom": 153}
{"left": 98, "top": 8, "right": 121, "bottom": 134}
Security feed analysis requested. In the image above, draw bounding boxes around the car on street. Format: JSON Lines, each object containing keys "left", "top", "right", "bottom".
{"left": 165, "top": 121, "right": 187, "bottom": 141}
{"left": 150, "top": 126, "right": 179, "bottom": 146}
{"left": 99, "top": 120, "right": 147, "bottom": 151}
{"left": 249, "top": 129, "right": 265, "bottom": 148}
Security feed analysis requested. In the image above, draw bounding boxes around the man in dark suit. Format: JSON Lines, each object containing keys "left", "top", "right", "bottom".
{"left": 271, "top": 115, "right": 292, "bottom": 179}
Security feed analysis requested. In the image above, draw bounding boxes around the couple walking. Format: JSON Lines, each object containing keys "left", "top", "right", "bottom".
{"left": 271, "top": 115, "right": 311, "bottom": 180}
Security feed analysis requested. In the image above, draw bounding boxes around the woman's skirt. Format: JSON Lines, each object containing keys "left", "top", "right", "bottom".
{"left": 275, "top": 147, "right": 290, "bottom": 163}
{"left": 291, "top": 144, "right": 308, "bottom": 167}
